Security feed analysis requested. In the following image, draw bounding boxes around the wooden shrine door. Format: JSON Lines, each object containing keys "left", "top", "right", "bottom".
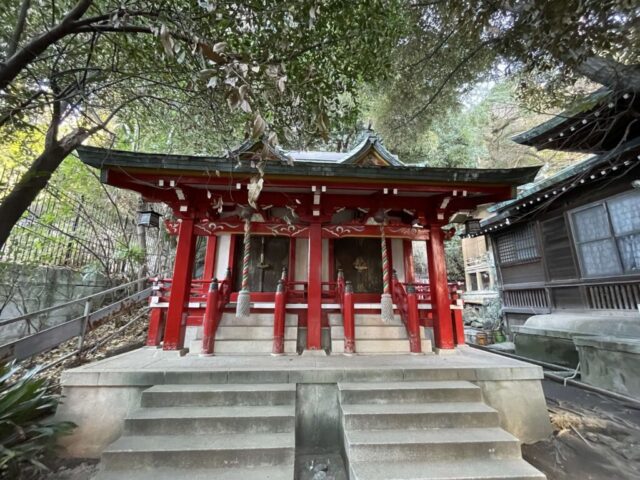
{"left": 233, "top": 236, "right": 290, "bottom": 292}
{"left": 334, "top": 238, "right": 383, "bottom": 293}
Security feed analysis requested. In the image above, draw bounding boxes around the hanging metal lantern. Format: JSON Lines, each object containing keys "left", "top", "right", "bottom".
{"left": 464, "top": 219, "right": 482, "bottom": 236}
{"left": 138, "top": 210, "right": 161, "bottom": 228}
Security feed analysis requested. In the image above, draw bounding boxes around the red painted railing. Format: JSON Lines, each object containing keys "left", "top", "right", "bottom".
{"left": 286, "top": 281, "right": 308, "bottom": 302}
{"left": 391, "top": 272, "right": 422, "bottom": 353}
{"left": 272, "top": 278, "right": 288, "bottom": 354}
{"left": 148, "top": 272, "right": 465, "bottom": 352}
{"left": 335, "top": 269, "right": 355, "bottom": 354}
{"left": 200, "top": 271, "right": 232, "bottom": 355}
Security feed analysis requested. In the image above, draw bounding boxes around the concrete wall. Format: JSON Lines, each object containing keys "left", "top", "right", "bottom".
{"left": 0, "top": 264, "right": 111, "bottom": 343}
{"left": 56, "top": 384, "right": 149, "bottom": 458}
{"left": 575, "top": 336, "right": 640, "bottom": 398}
{"left": 474, "top": 379, "right": 552, "bottom": 444}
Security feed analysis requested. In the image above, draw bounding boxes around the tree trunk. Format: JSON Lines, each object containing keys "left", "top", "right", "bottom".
{"left": 136, "top": 197, "right": 149, "bottom": 289}
{"left": 0, "top": 130, "right": 89, "bottom": 250}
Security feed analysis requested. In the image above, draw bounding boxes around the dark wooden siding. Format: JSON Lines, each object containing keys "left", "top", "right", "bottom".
{"left": 541, "top": 216, "right": 578, "bottom": 281}
{"left": 500, "top": 261, "right": 546, "bottom": 284}
{"left": 551, "top": 286, "right": 584, "bottom": 309}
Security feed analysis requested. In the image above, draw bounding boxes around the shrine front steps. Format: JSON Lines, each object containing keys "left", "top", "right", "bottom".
{"left": 96, "top": 384, "right": 296, "bottom": 480}
{"left": 188, "top": 313, "right": 298, "bottom": 355}
{"left": 329, "top": 313, "right": 432, "bottom": 354}
{"left": 338, "top": 381, "right": 546, "bottom": 480}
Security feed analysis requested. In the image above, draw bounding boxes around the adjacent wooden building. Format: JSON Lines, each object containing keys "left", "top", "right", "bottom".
{"left": 480, "top": 90, "right": 640, "bottom": 336}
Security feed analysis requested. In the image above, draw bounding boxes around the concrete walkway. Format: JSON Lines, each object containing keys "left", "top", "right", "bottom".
{"left": 62, "top": 346, "right": 543, "bottom": 384}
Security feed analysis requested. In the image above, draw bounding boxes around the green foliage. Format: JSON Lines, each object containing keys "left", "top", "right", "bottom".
{"left": 1, "top": 0, "right": 407, "bottom": 152}
{"left": 366, "top": 0, "right": 639, "bottom": 145}
{"left": 0, "top": 362, "right": 75, "bottom": 479}
{"left": 445, "top": 234, "right": 465, "bottom": 282}
{"left": 114, "top": 243, "right": 146, "bottom": 266}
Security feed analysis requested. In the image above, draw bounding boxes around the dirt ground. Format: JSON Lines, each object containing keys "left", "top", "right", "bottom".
{"left": 16, "top": 305, "right": 148, "bottom": 390}
{"left": 523, "top": 379, "right": 640, "bottom": 479}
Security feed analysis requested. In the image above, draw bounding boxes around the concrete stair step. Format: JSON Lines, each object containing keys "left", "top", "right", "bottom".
{"left": 338, "top": 381, "right": 482, "bottom": 404}
{"left": 328, "top": 313, "right": 403, "bottom": 326}
{"left": 332, "top": 339, "right": 411, "bottom": 354}
{"left": 332, "top": 325, "right": 408, "bottom": 339}
{"left": 349, "top": 459, "right": 546, "bottom": 480}
{"left": 97, "top": 465, "right": 293, "bottom": 480}
{"left": 124, "top": 405, "right": 295, "bottom": 435}
{"left": 219, "top": 313, "right": 297, "bottom": 326}
{"left": 102, "top": 433, "right": 295, "bottom": 470}
{"left": 344, "top": 428, "right": 522, "bottom": 462}
{"left": 341, "top": 402, "right": 499, "bottom": 430}
{"left": 213, "top": 326, "right": 298, "bottom": 340}
{"left": 141, "top": 384, "right": 296, "bottom": 407}
{"left": 189, "top": 339, "right": 297, "bottom": 355}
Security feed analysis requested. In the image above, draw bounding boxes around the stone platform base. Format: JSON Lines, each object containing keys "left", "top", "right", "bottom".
{"left": 55, "top": 347, "right": 551, "bottom": 458}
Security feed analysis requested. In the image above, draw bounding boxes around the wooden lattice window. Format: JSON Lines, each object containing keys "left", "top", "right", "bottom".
{"left": 496, "top": 224, "right": 539, "bottom": 265}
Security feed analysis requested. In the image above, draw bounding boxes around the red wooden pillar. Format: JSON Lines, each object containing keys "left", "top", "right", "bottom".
{"left": 427, "top": 225, "right": 455, "bottom": 350}
{"left": 403, "top": 239, "right": 415, "bottom": 283}
{"left": 307, "top": 222, "right": 322, "bottom": 350}
{"left": 163, "top": 218, "right": 197, "bottom": 350}
{"left": 201, "top": 236, "right": 218, "bottom": 292}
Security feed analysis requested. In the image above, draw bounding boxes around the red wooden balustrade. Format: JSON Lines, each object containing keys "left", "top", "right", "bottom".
{"left": 405, "top": 285, "right": 422, "bottom": 353}
{"left": 146, "top": 278, "right": 166, "bottom": 346}
{"left": 342, "top": 282, "right": 355, "bottom": 354}
{"left": 450, "top": 286, "right": 465, "bottom": 345}
{"left": 335, "top": 269, "right": 355, "bottom": 354}
{"left": 200, "top": 271, "right": 232, "bottom": 355}
{"left": 272, "top": 278, "right": 288, "bottom": 355}
{"left": 148, "top": 271, "right": 465, "bottom": 351}
{"left": 391, "top": 272, "right": 422, "bottom": 353}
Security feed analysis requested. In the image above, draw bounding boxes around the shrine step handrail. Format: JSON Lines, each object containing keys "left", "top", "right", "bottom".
{"left": 199, "top": 270, "right": 232, "bottom": 355}
{"left": 391, "top": 272, "right": 422, "bottom": 353}
{"left": 272, "top": 278, "right": 288, "bottom": 355}
{"left": 147, "top": 270, "right": 232, "bottom": 352}
{"left": 336, "top": 269, "right": 355, "bottom": 354}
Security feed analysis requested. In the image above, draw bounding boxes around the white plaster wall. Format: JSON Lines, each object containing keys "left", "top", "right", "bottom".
{"left": 391, "top": 238, "right": 405, "bottom": 282}
{"left": 322, "top": 239, "right": 329, "bottom": 282}
{"left": 214, "top": 234, "right": 231, "bottom": 280}
{"left": 294, "top": 238, "right": 309, "bottom": 291}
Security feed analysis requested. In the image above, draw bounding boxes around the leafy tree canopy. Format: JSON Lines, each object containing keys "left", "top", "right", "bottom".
{"left": 368, "top": 0, "right": 639, "bottom": 147}
{"left": 0, "top": 0, "right": 407, "bottom": 248}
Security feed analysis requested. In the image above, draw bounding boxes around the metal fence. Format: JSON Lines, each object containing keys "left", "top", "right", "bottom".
{"left": 0, "top": 165, "right": 172, "bottom": 275}
{"left": 0, "top": 277, "right": 153, "bottom": 365}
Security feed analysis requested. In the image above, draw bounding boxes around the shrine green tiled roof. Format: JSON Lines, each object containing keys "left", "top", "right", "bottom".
{"left": 76, "top": 144, "right": 540, "bottom": 187}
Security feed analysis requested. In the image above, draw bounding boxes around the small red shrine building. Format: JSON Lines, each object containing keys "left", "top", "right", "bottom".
{"left": 77, "top": 132, "right": 539, "bottom": 355}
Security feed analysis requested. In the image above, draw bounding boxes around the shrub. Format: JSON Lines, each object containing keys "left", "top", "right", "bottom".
{"left": 0, "top": 361, "right": 75, "bottom": 479}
